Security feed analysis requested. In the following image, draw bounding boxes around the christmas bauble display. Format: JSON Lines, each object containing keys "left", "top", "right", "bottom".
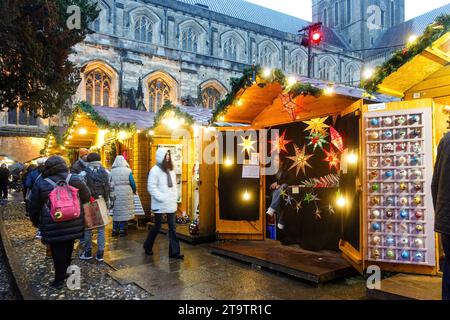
{"left": 414, "top": 252, "right": 424, "bottom": 261}
{"left": 370, "top": 171, "right": 378, "bottom": 180}
{"left": 372, "top": 197, "right": 380, "bottom": 205}
{"left": 415, "top": 224, "right": 424, "bottom": 232}
{"left": 372, "top": 183, "right": 380, "bottom": 192}
{"left": 398, "top": 170, "right": 407, "bottom": 179}
{"left": 383, "top": 143, "right": 395, "bottom": 152}
{"left": 397, "top": 142, "right": 407, "bottom": 152}
{"left": 372, "top": 249, "right": 381, "bottom": 259}
{"left": 401, "top": 250, "right": 410, "bottom": 260}
{"left": 400, "top": 237, "right": 409, "bottom": 245}
{"left": 396, "top": 116, "right": 406, "bottom": 125}
{"left": 371, "top": 119, "right": 379, "bottom": 126}
{"left": 414, "top": 196, "right": 422, "bottom": 205}
{"left": 398, "top": 130, "right": 407, "bottom": 139}
{"left": 383, "top": 117, "right": 393, "bottom": 126}
{"left": 385, "top": 171, "right": 393, "bottom": 178}
{"left": 400, "top": 209, "right": 409, "bottom": 219}
{"left": 412, "top": 170, "right": 422, "bottom": 179}
{"left": 411, "top": 156, "right": 421, "bottom": 165}
{"left": 385, "top": 209, "right": 394, "bottom": 218}
{"left": 384, "top": 184, "right": 393, "bottom": 192}
{"left": 399, "top": 183, "right": 407, "bottom": 192}
{"left": 414, "top": 238, "right": 423, "bottom": 247}
{"left": 372, "top": 222, "right": 381, "bottom": 231}
{"left": 372, "top": 236, "right": 381, "bottom": 245}
{"left": 386, "top": 235, "right": 395, "bottom": 246}
{"left": 383, "top": 158, "right": 393, "bottom": 166}
{"left": 386, "top": 196, "right": 395, "bottom": 206}
{"left": 411, "top": 129, "right": 421, "bottom": 138}
{"left": 400, "top": 223, "right": 408, "bottom": 232}
{"left": 386, "top": 223, "right": 394, "bottom": 231}
{"left": 413, "top": 183, "right": 422, "bottom": 192}
{"left": 399, "top": 197, "right": 408, "bottom": 206}
{"left": 412, "top": 142, "right": 421, "bottom": 153}
{"left": 370, "top": 158, "right": 379, "bottom": 167}
{"left": 370, "top": 131, "right": 379, "bottom": 140}
{"left": 398, "top": 156, "right": 407, "bottom": 165}
{"left": 383, "top": 130, "right": 393, "bottom": 139}
{"left": 386, "top": 250, "right": 395, "bottom": 259}
{"left": 410, "top": 115, "right": 420, "bottom": 124}
{"left": 372, "top": 210, "right": 381, "bottom": 218}
{"left": 415, "top": 210, "right": 424, "bottom": 219}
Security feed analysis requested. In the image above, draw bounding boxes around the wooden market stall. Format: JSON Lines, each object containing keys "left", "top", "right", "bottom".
{"left": 53, "top": 102, "right": 217, "bottom": 242}
{"left": 210, "top": 67, "right": 397, "bottom": 283}
{"left": 359, "top": 26, "right": 450, "bottom": 298}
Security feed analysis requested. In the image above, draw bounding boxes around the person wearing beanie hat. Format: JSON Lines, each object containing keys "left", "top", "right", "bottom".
{"left": 70, "top": 148, "right": 89, "bottom": 174}
{"left": 79, "top": 153, "right": 113, "bottom": 262}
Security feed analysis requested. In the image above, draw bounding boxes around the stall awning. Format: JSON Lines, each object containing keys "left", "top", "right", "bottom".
{"left": 375, "top": 32, "right": 450, "bottom": 97}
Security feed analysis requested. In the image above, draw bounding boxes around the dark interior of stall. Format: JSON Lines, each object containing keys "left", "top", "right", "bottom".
{"left": 265, "top": 112, "right": 361, "bottom": 252}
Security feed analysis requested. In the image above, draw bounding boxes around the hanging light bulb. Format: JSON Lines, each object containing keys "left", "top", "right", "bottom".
{"left": 287, "top": 76, "right": 297, "bottom": 86}
{"left": 263, "top": 68, "right": 272, "bottom": 78}
{"left": 337, "top": 196, "right": 346, "bottom": 207}
{"left": 242, "top": 190, "right": 251, "bottom": 201}
{"left": 224, "top": 158, "right": 233, "bottom": 167}
{"left": 347, "top": 152, "right": 358, "bottom": 165}
{"left": 78, "top": 128, "right": 87, "bottom": 135}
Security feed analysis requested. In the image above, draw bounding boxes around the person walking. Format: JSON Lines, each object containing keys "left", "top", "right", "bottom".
{"left": 25, "top": 157, "right": 47, "bottom": 240}
{"left": 70, "top": 148, "right": 89, "bottom": 174}
{"left": 143, "top": 148, "right": 183, "bottom": 259}
{"left": 432, "top": 131, "right": 450, "bottom": 301}
{"left": 79, "top": 153, "right": 112, "bottom": 262}
{"left": 110, "top": 155, "right": 135, "bottom": 237}
{"left": 0, "top": 164, "right": 11, "bottom": 200}
{"left": 29, "top": 156, "right": 90, "bottom": 289}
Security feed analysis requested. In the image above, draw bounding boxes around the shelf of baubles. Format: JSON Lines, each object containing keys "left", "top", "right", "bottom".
{"left": 364, "top": 109, "right": 436, "bottom": 266}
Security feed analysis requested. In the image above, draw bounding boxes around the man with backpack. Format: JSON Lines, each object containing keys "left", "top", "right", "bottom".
{"left": 29, "top": 156, "right": 90, "bottom": 289}
{"left": 79, "top": 153, "right": 113, "bottom": 262}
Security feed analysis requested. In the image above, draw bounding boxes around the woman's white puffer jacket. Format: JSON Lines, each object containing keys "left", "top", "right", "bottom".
{"left": 147, "top": 147, "right": 178, "bottom": 214}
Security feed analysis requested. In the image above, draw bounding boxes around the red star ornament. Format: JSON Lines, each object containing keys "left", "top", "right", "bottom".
{"left": 329, "top": 127, "right": 344, "bottom": 152}
{"left": 269, "top": 130, "right": 292, "bottom": 155}
{"left": 323, "top": 146, "right": 340, "bottom": 172}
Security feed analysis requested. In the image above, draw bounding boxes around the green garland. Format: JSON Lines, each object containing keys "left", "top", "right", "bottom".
{"left": 62, "top": 101, "right": 136, "bottom": 142}
{"left": 211, "top": 65, "right": 324, "bottom": 122}
{"left": 40, "top": 126, "right": 63, "bottom": 155}
{"left": 149, "top": 100, "right": 195, "bottom": 131}
{"left": 362, "top": 14, "right": 450, "bottom": 93}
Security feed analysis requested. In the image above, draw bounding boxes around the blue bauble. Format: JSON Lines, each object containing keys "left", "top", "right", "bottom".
{"left": 411, "top": 115, "right": 420, "bottom": 123}
{"left": 385, "top": 171, "right": 393, "bottom": 178}
{"left": 386, "top": 236, "right": 395, "bottom": 246}
{"left": 414, "top": 252, "right": 424, "bottom": 261}
{"left": 371, "top": 119, "right": 379, "bottom": 126}
{"left": 411, "top": 156, "right": 420, "bottom": 165}
{"left": 400, "top": 210, "right": 409, "bottom": 219}
{"left": 401, "top": 251, "right": 410, "bottom": 260}
{"left": 384, "top": 130, "right": 393, "bottom": 139}
{"left": 372, "top": 223, "right": 381, "bottom": 231}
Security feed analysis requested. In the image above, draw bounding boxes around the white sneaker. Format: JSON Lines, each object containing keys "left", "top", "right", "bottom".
{"left": 266, "top": 208, "right": 275, "bottom": 217}
{"left": 277, "top": 223, "right": 285, "bottom": 230}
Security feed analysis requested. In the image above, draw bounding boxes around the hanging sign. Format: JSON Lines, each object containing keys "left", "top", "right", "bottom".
{"left": 242, "top": 165, "right": 260, "bottom": 179}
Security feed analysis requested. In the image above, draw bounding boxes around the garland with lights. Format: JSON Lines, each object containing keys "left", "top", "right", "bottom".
{"left": 212, "top": 65, "right": 324, "bottom": 123}
{"left": 362, "top": 14, "right": 450, "bottom": 93}
{"left": 149, "top": 100, "right": 195, "bottom": 131}
{"left": 63, "top": 101, "right": 136, "bottom": 142}
{"left": 40, "top": 126, "right": 63, "bottom": 155}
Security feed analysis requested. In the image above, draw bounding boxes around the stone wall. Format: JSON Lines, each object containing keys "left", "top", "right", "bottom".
{"left": 0, "top": 136, "right": 46, "bottom": 163}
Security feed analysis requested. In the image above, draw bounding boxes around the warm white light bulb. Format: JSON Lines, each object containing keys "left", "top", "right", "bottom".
{"left": 78, "top": 128, "right": 87, "bottom": 135}
{"left": 347, "top": 152, "right": 358, "bottom": 164}
{"left": 337, "top": 197, "right": 346, "bottom": 207}
{"left": 242, "top": 190, "right": 251, "bottom": 201}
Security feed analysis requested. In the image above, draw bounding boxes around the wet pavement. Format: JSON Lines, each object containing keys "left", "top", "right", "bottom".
{"left": 1, "top": 192, "right": 369, "bottom": 300}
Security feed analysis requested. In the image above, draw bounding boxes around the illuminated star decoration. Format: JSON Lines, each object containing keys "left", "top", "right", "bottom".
{"left": 270, "top": 130, "right": 292, "bottom": 155}
{"left": 323, "top": 146, "right": 340, "bottom": 172}
{"left": 285, "top": 195, "right": 294, "bottom": 206}
{"left": 328, "top": 204, "right": 335, "bottom": 216}
{"left": 296, "top": 201, "right": 303, "bottom": 213}
{"left": 303, "top": 117, "right": 330, "bottom": 135}
{"left": 303, "top": 192, "right": 320, "bottom": 204}
{"left": 238, "top": 136, "right": 256, "bottom": 154}
{"left": 279, "top": 94, "right": 303, "bottom": 121}
{"left": 307, "top": 132, "right": 328, "bottom": 151}
{"left": 287, "top": 144, "right": 314, "bottom": 176}
{"left": 280, "top": 188, "right": 288, "bottom": 199}
{"left": 314, "top": 208, "right": 322, "bottom": 220}
{"left": 329, "top": 127, "right": 344, "bottom": 152}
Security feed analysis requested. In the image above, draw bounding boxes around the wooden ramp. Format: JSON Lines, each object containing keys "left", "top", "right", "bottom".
{"left": 209, "top": 240, "right": 355, "bottom": 284}
{"left": 367, "top": 274, "right": 442, "bottom": 300}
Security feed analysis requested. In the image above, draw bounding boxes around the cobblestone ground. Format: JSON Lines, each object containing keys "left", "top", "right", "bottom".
{"left": 1, "top": 194, "right": 369, "bottom": 300}
{"left": 0, "top": 237, "right": 18, "bottom": 300}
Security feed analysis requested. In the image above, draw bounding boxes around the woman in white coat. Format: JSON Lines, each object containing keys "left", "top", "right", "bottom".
{"left": 111, "top": 155, "right": 136, "bottom": 237}
{"left": 143, "top": 148, "right": 183, "bottom": 259}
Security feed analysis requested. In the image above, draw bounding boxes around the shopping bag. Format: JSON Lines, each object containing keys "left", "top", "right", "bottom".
{"left": 134, "top": 193, "right": 145, "bottom": 216}
{"left": 83, "top": 197, "right": 110, "bottom": 230}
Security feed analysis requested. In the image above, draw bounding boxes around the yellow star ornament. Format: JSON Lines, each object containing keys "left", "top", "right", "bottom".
{"left": 238, "top": 136, "right": 257, "bottom": 154}
{"left": 287, "top": 144, "right": 313, "bottom": 176}
{"left": 303, "top": 117, "right": 330, "bottom": 135}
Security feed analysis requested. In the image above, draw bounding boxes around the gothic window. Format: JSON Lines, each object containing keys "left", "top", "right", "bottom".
{"left": 92, "top": 17, "right": 100, "bottom": 32}
{"left": 291, "top": 53, "right": 307, "bottom": 75}
{"left": 319, "top": 60, "right": 334, "bottom": 81}
{"left": 148, "top": 78, "right": 171, "bottom": 112}
{"left": 381, "top": 10, "right": 385, "bottom": 27}
{"left": 85, "top": 69, "right": 111, "bottom": 106}
{"left": 223, "top": 38, "right": 238, "bottom": 61}
{"left": 323, "top": 8, "right": 328, "bottom": 26}
{"left": 334, "top": 2, "right": 339, "bottom": 26}
{"left": 346, "top": 0, "right": 351, "bottom": 24}
{"left": 346, "top": 65, "right": 360, "bottom": 86}
{"left": 181, "top": 27, "right": 199, "bottom": 53}
{"left": 260, "top": 46, "right": 275, "bottom": 68}
{"left": 202, "top": 87, "right": 221, "bottom": 110}
{"left": 390, "top": 1, "right": 395, "bottom": 27}
{"left": 134, "top": 16, "right": 153, "bottom": 43}
{"left": 7, "top": 108, "right": 37, "bottom": 126}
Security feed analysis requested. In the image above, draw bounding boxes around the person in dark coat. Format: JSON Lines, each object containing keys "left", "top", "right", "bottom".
{"left": 29, "top": 156, "right": 90, "bottom": 289}
{"left": 432, "top": 131, "right": 450, "bottom": 301}
{"left": 70, "top": 148, "right": 89, "bottom": 174}
{"left": 0, "top": 163, "right": 11, "bottom": 200}
{"left": 266, "top": 156, "right": 289, "bottom": 229}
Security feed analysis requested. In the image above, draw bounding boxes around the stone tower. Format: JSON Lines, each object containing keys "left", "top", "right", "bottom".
{"left": 312, "top": 0, "right": 405, "bottom": 51}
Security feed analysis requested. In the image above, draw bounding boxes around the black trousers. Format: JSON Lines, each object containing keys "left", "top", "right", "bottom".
{"left": 144, "top": 212, "right": 180, "bottom": 256}
{"left": 442, "top": 234, "right": 450, "bottom": 300}
{"left": 0, "top": 183, "right": 7, "bottom": 199}
{"left": 50, "top": 240, "right": 75, "bottom": 283}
